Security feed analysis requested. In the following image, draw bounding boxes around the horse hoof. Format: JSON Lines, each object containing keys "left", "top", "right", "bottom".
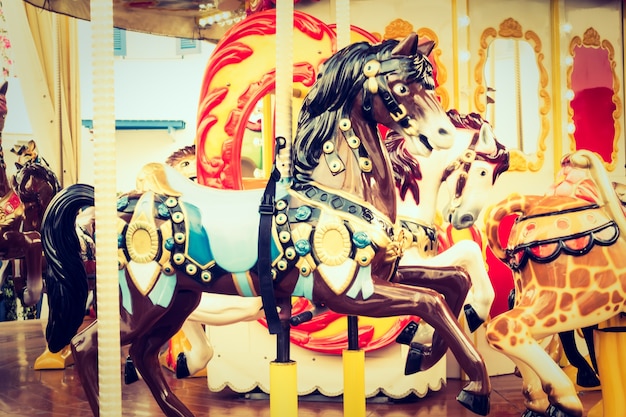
{"left": 576, "top": 367, "right": 600, "bottom": 388}
{"left": 124, "top": 356, "right": 139, "bottom": 384}
{"left": 546, "top": 405, "right": 575, "bottom": 417}
{"left": 396, "top": 320, "right": 419, "bottom": 345}
{"left": 175, "top": 353, "right": 191, "bottom": 379}
{"left": 464, "top": 304, "right": 485, "bottom": 333}
{"left": 290, "top": 311, "right": 313, "bottom": 326}
{"left": 404, "top": 342, "right": 425, "bottom": 375}
{"left": 521, "top": 409, "right": 544, "bottom": 417}
{"left": 456, "top": 389, "right": 490, "bottom": 416}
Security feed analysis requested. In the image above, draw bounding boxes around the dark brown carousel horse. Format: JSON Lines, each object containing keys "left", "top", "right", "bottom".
{"left": 41, "top": 34, "right": 491, "bottom": 417}
{"left": 0, "top": 81, "right": 61, "bottom": 309}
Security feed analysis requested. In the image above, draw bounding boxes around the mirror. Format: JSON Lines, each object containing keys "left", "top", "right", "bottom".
{"left": 567, "top": 27, "right": 621, "bottom": 171}
{"left": 474, "top": 18, "right": 549, "bottom": 171}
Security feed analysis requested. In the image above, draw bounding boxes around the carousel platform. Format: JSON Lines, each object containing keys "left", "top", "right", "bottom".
{"left": 0, "top": 319, "right": 602, "bottom": 416}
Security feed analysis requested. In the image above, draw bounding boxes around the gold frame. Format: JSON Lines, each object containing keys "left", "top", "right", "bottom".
{"left": 566, "top": 27, "right": 622, "bottom": 171}
{"left": 474, "top": 18, "right": 550, "bottom": 172}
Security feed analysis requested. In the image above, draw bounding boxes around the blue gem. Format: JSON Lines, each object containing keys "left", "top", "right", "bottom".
{"left": 352, "top": 231, "right": 371, "bottom": 248}
{"left": 165, "top": 237, "right": 174, "bottom": 251}
{"left": 157, "top": 203, "right": 171, "bottom": 218}
{"left": 117, "top": 234, "right": 124, "bottom": 248}
{"left": 117, "top": 195, "right": 129, "bottom": 210}
{"left": 294, "top": 239, "right": 311, "bottom": 256}
{"left": 295, "top": 206, "right": 312, "bottom": 221}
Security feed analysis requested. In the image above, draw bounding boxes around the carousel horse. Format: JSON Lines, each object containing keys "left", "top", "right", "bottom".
{"left": 484, "top": 149, "right": 626, "bottom": 417}
{"left": 166, "top": 110, "right": 509, "bottom": 379}
{"left": 0, "top": 81, "right": 61, "bottom": 310}
{"left": 41, "top": 34, "right": 491, "bottom": 417}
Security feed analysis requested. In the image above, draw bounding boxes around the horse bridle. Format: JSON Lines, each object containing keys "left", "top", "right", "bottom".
{"left": 440, "top": 130, "right": 508, "bottom": 212}
{"left": 361, "top": 55, "right": 431, "bottom": 138}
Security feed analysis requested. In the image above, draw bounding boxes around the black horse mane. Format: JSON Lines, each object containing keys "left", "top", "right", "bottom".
{"left": 292, "top": 38, "right": 412, "bottom": 184}
{"left": 14, "top": 161, "right": 62, "bottom": 202}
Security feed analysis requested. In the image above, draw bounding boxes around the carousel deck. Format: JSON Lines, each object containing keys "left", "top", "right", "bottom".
{"left": 0, "top": 319, "right": 602, "bottom": 417}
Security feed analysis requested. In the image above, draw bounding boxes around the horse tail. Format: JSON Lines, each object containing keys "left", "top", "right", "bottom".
{"left": 42, "top": 183, "right": 94, "bottom": 353}
{"left": 483, "top": 193, "right": 538, "bottom": 262}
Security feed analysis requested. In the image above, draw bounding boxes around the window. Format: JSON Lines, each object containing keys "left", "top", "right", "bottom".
{"left": 176, "top": 38, "right": 201, "bottom": 56}
{"left": 114, "top": 28, "right": 127, "bottom": 57}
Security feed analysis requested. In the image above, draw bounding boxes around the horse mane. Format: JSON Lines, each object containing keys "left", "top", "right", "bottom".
{"left": 292, "top": 39, "right": 403, "bottom": 183}
{"left": 385, "top": 130, "right": 422, "bottom": 205}
{"left": 165, "top": 144, "right": 196, "bottom": 166}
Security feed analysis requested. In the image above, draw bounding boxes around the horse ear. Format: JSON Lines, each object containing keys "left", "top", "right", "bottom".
{"left": 0, "top": 81, "right": 7, "bottom": 95}
{"left": 392, "top": 32, "right": 418, "bottom": 56}
{"left": 478, "top": 123, "right": 497, "bottom": 153}
{"left": 417, "top": 39, "right": 436, "bottom": 58}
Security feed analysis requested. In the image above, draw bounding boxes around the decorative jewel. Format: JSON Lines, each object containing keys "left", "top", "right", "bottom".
{"left": 276, "top": 200, "right": 287, "bottom": 211}
{"left": 285, "top": 247, "right": 296, "bottom": 260}
{"left": 164, "top": 237, "right": 174, "bottom": 251}
{"left": 125, "top": 221, "right": 159, "bottom": 263}
{"left": 323, "top": 141, "right": 335, "bottom": 153}
{"left": 275, "top": 213, "right": 287, "bottom": 225}
{"left": 352, "top": 231, "right": 371, "bottom": 248}
{"left": 359, "top": 157, "right": 372, "bottom": 172}
{"left": 347, "top": 136, "right": 361, "bottom": 149}
{"left": 165, "top": 197, "right": 178, "bottom": 208}
{"left": 339, "top": 118, "right": 352, "bottom": 131}
{"left": 294, "top": 206, "right": 312, "bottom": 221}
{"left": 363, "top": 60, "right": 380, "bottom": 77}
{"left": 172, "top": 212, "right": 184, "bottom": 223}
{"left": 174, "top": 232, "right": 185, "bottom": 244}
{"left": 201, "top": 271, "right": 212, "bottom": 282}
{"left": 173, "top": 253, "right": 185, "bottom": 265}
{"left": 295, "top": 239, "right": 311, "bottom": 256}
{"left": 279, "top": 230, "right": 291, "bottom": 243}
{"left": 117, "top": 196, "right": 129, "bottom": 210}
{"left": 186, "top": 264, "right": 198, "bottom": 275}
{"left": 157, "top": 204, "right": 170, "bottom": 218}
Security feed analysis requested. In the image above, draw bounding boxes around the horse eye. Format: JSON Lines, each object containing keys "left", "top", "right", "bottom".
{"left": 392, "top": 83, "right": 409, "bottom": 96}
{"left": 480, "top": 169, "right": 487, "bottom": 177}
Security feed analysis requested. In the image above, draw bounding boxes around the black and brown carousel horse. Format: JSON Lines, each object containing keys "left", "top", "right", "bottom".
{"left": 0, "top": 81, "right": 61, "bottom": 313}
{"left": 41, "top": 34, "right": 491, "bottom": 417}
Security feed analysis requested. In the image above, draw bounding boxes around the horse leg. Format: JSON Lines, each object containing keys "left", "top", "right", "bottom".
{"left": 391, "top": 265, "right": 471, "bottom": 372}
{"left": 423, "top": 240, "right": 495, "bottom": 331}
{"left": 129, "top": 290, "right": 202, "bottom": 417}
{"left": 486, "top": 311, "right": 584, "bottom": 417}
{"left": 322, "top": 280, "right": 490, "bottom": 415}
{"left": 175, "top": 294, "right": 263, "bottom": 377}
{"left": 559, "top": 329, "right": 600, "bottom": 388}
{"left": 70, "top": 319, "right": 101, "bottom": 417}
{"left": 513, "top": 359, "right": 550, "bottom": 416}
{"left": 173, "top": 321, "right": 212, "bottom": 378}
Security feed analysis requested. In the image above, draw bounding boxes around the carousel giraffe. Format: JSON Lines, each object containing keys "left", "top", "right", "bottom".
{"left": 484, "top": 149, "right": 626, "bottom": 417}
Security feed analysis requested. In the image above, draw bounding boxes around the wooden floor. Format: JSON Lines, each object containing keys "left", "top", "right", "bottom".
{"left": 0, "top": 320, "right": 603, "bottom": 417}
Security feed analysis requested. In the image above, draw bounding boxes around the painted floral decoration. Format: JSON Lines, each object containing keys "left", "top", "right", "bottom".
{"left": 0, "top": 2, "right": 11, "bottom": 79}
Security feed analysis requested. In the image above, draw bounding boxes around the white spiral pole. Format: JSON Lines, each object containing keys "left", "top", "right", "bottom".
{"left": 274, "top": 0, "right": 293, "bottom": 179}
{"left": 91, "top": 0, "right": 122, "bottom": 415}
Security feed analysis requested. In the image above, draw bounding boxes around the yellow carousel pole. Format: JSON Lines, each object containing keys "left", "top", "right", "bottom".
{"left": 334, "top": 1, "right": 366, "bottom": 416}
{"left": 270, "top": 1, "right": 297, "bottom": 417}
{"left": 91, "top": 0, "right": 122, "bottom": 416}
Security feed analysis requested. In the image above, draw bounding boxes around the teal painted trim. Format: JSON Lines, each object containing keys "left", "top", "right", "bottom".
{"left": 81, "top": 120, "right": 186, "bottom": 130}
{"left": 149, "top": 273, "right": 177, "bottom": 308}
{"left": 233, "top": 272, "right": 255, "bottom": 297}
{"left": 181, "top": 202, "right": 214, "bottom": 266}
{"left": 292, "top": 273, "right": 313, "bottom": 300}
{"left": 119, "top": 270, "right": 133, "bottom": 315}
{"left": 346, "top": 265, "right": 373, "bottom": 300}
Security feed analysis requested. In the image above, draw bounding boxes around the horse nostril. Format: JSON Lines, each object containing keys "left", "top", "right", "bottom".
{"left": 439, "top": 128, "right": 451, "bottom": 136}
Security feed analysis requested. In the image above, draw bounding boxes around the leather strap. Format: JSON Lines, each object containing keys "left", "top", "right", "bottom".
{"left": 257, "top": 137, "right": 286, "bottom": 335}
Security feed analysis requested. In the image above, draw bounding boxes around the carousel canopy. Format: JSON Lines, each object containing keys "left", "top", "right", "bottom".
{"left": 22, "top": 0, "right": 246, "bottom": 42}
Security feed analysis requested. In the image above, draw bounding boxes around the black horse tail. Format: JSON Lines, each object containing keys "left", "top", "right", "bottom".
{"left": 42, "top": 183, "right": 95, "bottom": 353}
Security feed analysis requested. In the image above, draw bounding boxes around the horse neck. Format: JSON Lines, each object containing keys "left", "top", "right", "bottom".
{"left": 396, "top": 149, "right": 447, "bottom": 225}
{"left": 309, "top": 115, "right": 397, "bottom": 223}
{"left": 0, "top": 134, "right": 12, "bottom": 197}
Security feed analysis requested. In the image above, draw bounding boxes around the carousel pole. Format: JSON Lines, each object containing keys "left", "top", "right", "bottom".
{"left": 270, "top": 1, "right": 297, "bottom": 417}
{"left": 90, "top": 0, "right": 122, "bottom": 416}
{"left": 334, "top": 2, "right": 366, "bottom": 416}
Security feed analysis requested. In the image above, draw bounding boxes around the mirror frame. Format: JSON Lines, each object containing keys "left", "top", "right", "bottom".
{"left": 567, "top": 27, "right": 622, "bottom": 171}
{"left": 474, "top": 17, "right": 550, "bottom": 172}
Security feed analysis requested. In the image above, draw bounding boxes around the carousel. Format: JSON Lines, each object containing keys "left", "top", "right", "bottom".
{"left": 0, "top": 1, "right": 623, "bottom": 416}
